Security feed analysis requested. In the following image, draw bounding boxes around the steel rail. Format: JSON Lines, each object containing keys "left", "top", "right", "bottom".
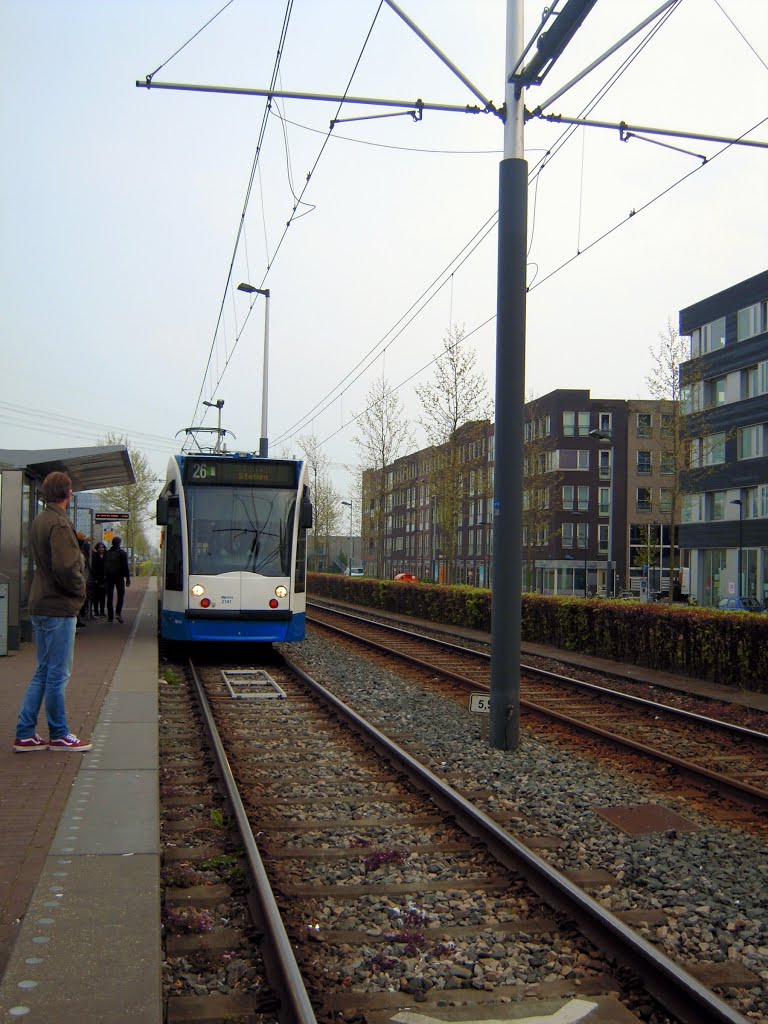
{"left": 307, "top": 601, "right": 768, "bottom": 743}
{"left": 281, "top": 651, "right": 750, "bottom": 1024}
{"left": 307, "top": 608, "right": 768, "bottom": 807}
{"left": 187, "top": 660, "right": 318, "bottom": 1024}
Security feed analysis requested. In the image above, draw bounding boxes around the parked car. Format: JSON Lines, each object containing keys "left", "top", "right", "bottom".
{"left": 345, "top": 567, "right": 364, "bottom": 577}
{"left": 716, "top": 596, "right": 764, "bottom": 613}
{"left": 394, "top": 573, "right": 418, "bottom": 582}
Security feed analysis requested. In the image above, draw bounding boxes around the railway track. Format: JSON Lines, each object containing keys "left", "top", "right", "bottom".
{"left": 162, "top": 648, "right": 756, "bottom": 1024}
{"left": 306, "top": 603, "right": 768, "bottom": 810}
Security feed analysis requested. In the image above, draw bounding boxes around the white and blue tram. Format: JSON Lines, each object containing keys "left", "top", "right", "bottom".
{"left": 156, "top": 453, "right": 313, "bottom": 643}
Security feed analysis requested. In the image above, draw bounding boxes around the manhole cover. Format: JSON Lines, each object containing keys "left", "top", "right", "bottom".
{"left": 221, "top": 669, "right": 287, "bottom": 700}
{"left": 595, "top": 804, "right": 700, "bottom": 835}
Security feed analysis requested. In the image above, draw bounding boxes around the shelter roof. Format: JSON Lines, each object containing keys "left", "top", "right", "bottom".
{"left": 0, "top": 446, "right": 135, "bottom": 491}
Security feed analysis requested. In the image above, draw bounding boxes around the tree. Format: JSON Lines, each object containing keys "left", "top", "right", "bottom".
{"left": 416, "top": 326, "right": 493, "bottom": 583}
{"left": 353, "top": 373, "right": 414, "bottom": 578}
{"left": 97, "top": 434, "right": 159, "bottom": 564}
{"left": 311, "top": 474, "right": 342, "bottom": 572}
{"left": 645, "top": 318, "right": 717, "bottom": 602}
{"left": 297, "top": 432, "right": 336, "bottom": 571}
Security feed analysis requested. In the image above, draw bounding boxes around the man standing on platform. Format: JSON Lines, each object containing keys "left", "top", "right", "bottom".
{"left": 104, "top": 535, "right": 131, "bottom": 623}
{"left": 14, "top": 471, "right": 92, "bottom": 752}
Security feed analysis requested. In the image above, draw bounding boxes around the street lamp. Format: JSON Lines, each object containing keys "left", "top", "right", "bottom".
{"left": 342, "top": 500, "right": 353, "bottom": 573}
{"left": 237, "top": 282, "right": 271, "bottom": 457}
{"left": 730, "top": 498, "right": 743, "bottom": 598}
{"left": 589, "top": 429, "right": 615, "bottom": 597}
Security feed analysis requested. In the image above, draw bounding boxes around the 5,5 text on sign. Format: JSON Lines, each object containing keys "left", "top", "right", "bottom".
{"left": 469, "top": 693, "right": 490, "bottom": 714}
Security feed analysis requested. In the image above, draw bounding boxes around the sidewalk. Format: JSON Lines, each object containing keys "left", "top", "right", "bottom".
{"left": 0, "top": 578, "right": 150, "bottom": 975}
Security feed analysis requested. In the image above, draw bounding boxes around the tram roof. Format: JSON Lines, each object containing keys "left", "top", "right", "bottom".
{"left": 0, "top": 445, "right": 135, "bottom": 492}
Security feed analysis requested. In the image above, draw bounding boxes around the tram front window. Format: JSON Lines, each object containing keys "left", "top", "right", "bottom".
{"left": 186, "top": 486, "right": 295, "bottom": 577}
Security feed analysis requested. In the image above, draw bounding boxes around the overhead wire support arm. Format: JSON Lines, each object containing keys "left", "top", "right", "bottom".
{"left": 381, "top": 0, "right": 498, "bottom": 115}
{"left": 135, "top": 79, "right": 490, "bottom": 117}
{"left": 528, "top": 0, "right": 680, "bottom": 117}
{"left": 533, "top": 112, "right": 768, "bottom": 150}
{"left": 331, "top": 105, "right": 423, "bottom": 128}
{"left": 620, "top": 129, "right": 707, "bottom": 164}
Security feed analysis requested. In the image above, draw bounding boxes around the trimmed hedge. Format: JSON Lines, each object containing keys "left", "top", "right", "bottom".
{"left": 307, "top": 573, "right": 768, "bottom": 691}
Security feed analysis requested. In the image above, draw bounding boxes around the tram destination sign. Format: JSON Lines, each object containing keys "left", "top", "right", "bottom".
{"left": 94, "top": 512, "right": 131, "bottom": 521}
{"left": 183, "top": 457, "right": 297, "bottom": 488}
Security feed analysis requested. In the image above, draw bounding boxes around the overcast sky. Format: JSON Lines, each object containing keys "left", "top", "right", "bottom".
{"left": 1, "top": 0, "right": 766, "bottom": 502}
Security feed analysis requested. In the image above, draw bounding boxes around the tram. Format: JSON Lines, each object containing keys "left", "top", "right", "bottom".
{"left": 156, "top": 451, "right": 313, "bottom": 643}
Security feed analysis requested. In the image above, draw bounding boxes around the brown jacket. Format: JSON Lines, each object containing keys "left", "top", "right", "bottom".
{"left": 28, "top": 504, "right": 86, "bottom": 617}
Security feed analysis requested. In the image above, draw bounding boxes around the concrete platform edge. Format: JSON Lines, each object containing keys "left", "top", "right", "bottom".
{"left": 0, "top": 582, "right": 161, "bottom": 1023}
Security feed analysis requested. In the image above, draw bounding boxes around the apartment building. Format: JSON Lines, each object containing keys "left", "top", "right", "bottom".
{"left": 678, "top": 269, "right": 768, "bottom": 607}
{"left": 361, "top": 392, "right": 676, "bottom": 593}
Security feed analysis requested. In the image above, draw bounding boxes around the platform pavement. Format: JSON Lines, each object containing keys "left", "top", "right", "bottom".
{"left": 0, "top": 577, "right": 161, "bottom": 1022}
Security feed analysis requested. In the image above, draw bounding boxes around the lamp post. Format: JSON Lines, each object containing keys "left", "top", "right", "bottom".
{"left": 589, "top": 429, "right": 615, "bottom": 597}
{"left": 237, "top": 283, "right": 271, "bottom": 457}
{"left": 731, "top": 498, "right": 743, "bottom": 598}
{"left": 342, "top": 500, "right": 353, "bottom": 573}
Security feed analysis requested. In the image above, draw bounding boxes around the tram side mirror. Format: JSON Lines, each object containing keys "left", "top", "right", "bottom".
{"left": 300, "top": 496, "right": 313, "bottom": 530}
{"left": 156, "top": 496, "right": 169, "bottom": 526}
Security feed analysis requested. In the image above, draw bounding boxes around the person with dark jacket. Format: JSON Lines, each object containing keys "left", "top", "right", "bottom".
{"left": 14, "top": 471, "right": 92, "bottom": 752}
{"left": 76, "top": 532, "right": 91, "bottom": 627}
{"left": 104, "top": 536, "right": 131, "bottom": 623}
{"left": 90, "top": 541, "right": 107, "bottom": 617}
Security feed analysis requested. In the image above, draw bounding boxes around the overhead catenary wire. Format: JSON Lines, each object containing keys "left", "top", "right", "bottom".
{"left": 277, "top": 5, "right": 679, "bottom": 451}
{"left": 191, "top": 2, "right": 386, "bottom": 431}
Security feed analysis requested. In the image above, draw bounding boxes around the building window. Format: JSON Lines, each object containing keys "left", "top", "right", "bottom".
{"left": 704, "top": 376, "right": 727, "bottom": 408}
{"left": 707, "top": 491, "right": 726, "bottom": 521}
{"left": 690, "top": 317, "right": 726, "bottom": 357}
{"left": 576, "top": 522, "right": 588, "bottom": 549}
{"left": 598, "top": 412, "right": 612, "bottom": 433}
{"left": 744, "top": 485, "right": 768, "bottom": 519}
{"left": 660, "top": 414, "right": 673, "bottom": 437}
{"left": 598, "top": 486, "right": 610, "bottom": 515}
{"left": 636, "top": 413, "right": 652, "bottom": 437}
{"left": 659, "top": 488, "right": 673, "bottom": 513}
{"left": 680, "top": 381, "right": 703, "bottom": 414}
{"left": 598, "top": 524, "right": 609, "bottom": 552}
{"left": 636, "top": 488, "right": 652, "bottom": 512}
{"left": 577, "top": 485, "right": 589, "bottom": 511}
{"left": 562, "top": 485, "right": 574, "bottom": 511}
{"left": 737, "top": 300, "right": 768, "bottom": 341}
{"left": 637, "top": 450, "right": 652, "bottom": 474}
{"left": 683, "top": 494, "right": 703, "bottom": 522}
{"left": 563, "top": 411, "right": 575, "bottom": 436}
{"left": 598, "top": 449, "right": 611, "bottom": 478}
{"left": 741, "top": 360, "right": 768, "bottom": 399}
{"left": 562, "top": 522, "right": 574, "bottom": 548}
{"left": 660, "top": 451, "right": 675, "bottom": 475}
{"left": 702, "top": 432, "right": 726, "bottom": 466}
{"left": 556, "top": 450, "right": 589, "bottom": 470}
{"left": 577, "top": 411, "right": 590, "bottom": 436}
{"left": 738, "top": 424, "right": 767, "bottom": 460}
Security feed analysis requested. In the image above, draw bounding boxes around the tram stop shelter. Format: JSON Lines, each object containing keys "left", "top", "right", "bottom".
{"left": 0, "top": 445, "right": 135, "bottom": 650}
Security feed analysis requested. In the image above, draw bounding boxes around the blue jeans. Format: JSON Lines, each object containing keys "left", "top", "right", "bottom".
{"left": 16, "top": 616, "right": 77, "bottom": 741}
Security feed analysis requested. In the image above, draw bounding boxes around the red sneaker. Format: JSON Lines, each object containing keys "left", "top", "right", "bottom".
{"left": 14, "top": 734, "right": 49, "bottom": 752}
{"left": 49, "top": 734, "right": 92, "bottom": 752}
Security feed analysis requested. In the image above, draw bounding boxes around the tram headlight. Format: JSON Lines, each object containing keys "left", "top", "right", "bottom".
{"left": 191, "top": 584, "right": 206, "bottom": 597}
{"left": 274, "top": 586, "right": 288, "bottom": 599}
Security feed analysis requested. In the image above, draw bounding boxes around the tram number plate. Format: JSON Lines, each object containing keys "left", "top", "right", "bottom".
{"left": 469, "top": 693, "right": 490, "bottom": 714}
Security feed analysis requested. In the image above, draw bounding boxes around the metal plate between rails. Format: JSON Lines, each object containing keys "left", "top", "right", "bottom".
{"left": 221, "top": 669, "right": 287, "bottom": 700}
